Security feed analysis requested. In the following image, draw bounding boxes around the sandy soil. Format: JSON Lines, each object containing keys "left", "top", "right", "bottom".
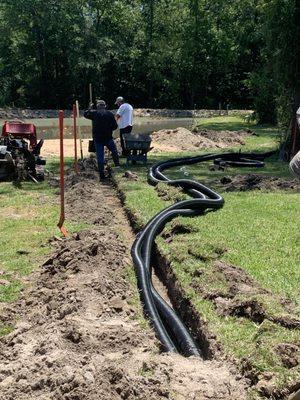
{"left": 41, "top": 127, "right": 255, "bottom": 158}
{"left": 41, "top": 139, "right": 91, "bottom": 158}
{"left": 0, "top": 167, "right": 248, "bottom": 400}
{"left": 150, "top": 127, "right": 254, "bottom": 153}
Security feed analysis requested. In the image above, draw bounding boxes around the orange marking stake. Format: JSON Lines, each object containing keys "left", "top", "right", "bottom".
{"left": 73, "top": 104, "right": 79, "bottom": 174}
{"left": 57, "top": 110, "right": 68, "bottom": 237}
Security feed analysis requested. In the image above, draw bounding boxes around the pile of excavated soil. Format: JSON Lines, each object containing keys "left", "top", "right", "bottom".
{"left": 48, "top": 157, "right": 100, "bottom": 190}
{"left": 151, "top": 127, "right": 254, "bottom": 153}
{"left": 0, "top": 172, "right": 248, "bottom": 400}
{"left": 217, "top": 174, "right": 300, "bottom": 192}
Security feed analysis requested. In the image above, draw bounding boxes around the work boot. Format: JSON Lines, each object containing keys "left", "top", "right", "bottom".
{"left": 99, "top": 172, "right": 107, "bottom": 181}
{"left": 98, "top": 163, "right": 106, "bottom": 181}
{"left": 112, "top": 154, "right": 120, "bottom": 167}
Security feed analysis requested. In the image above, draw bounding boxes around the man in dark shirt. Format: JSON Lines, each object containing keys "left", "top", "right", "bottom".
{"left": 84, "top": 99, "right": 120, "bottom": 180}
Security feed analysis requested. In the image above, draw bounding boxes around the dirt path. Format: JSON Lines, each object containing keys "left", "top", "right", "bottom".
{"left": 0, "top": 173, "right": 248, "bottom": 400}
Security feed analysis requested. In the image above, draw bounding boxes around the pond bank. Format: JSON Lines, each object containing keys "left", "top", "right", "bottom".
{"left": 0, "top": 107, "right": 251, "bottom": 119}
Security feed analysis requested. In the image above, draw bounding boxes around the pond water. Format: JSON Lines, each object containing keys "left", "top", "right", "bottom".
{"left": 0, "top": 117, "right": 194, "bottom": 140}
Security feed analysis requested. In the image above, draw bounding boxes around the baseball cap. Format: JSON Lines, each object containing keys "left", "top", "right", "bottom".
{"left": 96, "top": 99, "right": 106, "bottom": 106}
{"left": 115, "top": 96, "right": 124, "bottom": 104}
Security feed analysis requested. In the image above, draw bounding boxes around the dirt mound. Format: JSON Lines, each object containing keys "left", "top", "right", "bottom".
{"left": 215, "top": 298, "right": 266, "bottom": 323}
{"left": 194, "top": 128, "right": 256, "bottom": 144}
{"left": 0, "top": 173, "right": 247, "bottom": 400}
{"left": 151, "top": 127, "right": 217, "bottom": 152}
{"left": 218, "top": 174, "right": 300, "bottom": 191}
{"left": 276, "top": 343, "right": 300, "bottom": 369}
{"left": 48, "top": 157, "right": 99, "bottom": 190}
{"left": 151, "top": 127, "right": 253, "bottom": 153}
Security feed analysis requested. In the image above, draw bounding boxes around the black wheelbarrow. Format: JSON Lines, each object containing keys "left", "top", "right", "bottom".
{"left": 123, "top": 133, "right": 152, "bottom": 166}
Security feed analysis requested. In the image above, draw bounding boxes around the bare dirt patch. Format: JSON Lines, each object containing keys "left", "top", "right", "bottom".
{"left": 215, "top": 298, "right": 266, "bottom": 323}
{"left": 42, "top": 139, "right": 90, "bottom": 158}
{"left": 0, "top": 172, "right": 248, "bottom": 399}
{"left": 200, "top": 262, "right": 300, "bottom": 329}
{"left": 1, "top": 206, "right": 37, "bottom": 220}
{"left": 213, "top": 261, "right": 268, "bottom": 297}
{"left": 217, "top": 174, "right": 300, "bottom": 192}
{"left": 276, "top": 343, "right": 300, "bottom": 369}
{"left": 151, "top": 127, "right": 254, "bottom": 153}
{"left": 193, "top": 128, "right": 258, "bottom": 147}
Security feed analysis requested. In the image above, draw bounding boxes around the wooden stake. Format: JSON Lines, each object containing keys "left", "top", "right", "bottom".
{"left": 76, "top": 100, "right": 84, "bottom": 160}
{"left": 57, "top": 110, "right": 68, "bottom": 237}
{"left": 72, "top": 104, "right": 79, "bottom": 174}
{"left": 89, "top": 83, "right": 93, "bottom": 105}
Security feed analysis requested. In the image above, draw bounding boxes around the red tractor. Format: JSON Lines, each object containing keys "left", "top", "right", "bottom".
{"left": 0, "top": 121, "right": 46, "bottom": 181}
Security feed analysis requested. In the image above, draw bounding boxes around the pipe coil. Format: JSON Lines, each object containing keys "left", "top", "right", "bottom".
{"left": 131, "top": 151, "right": 275, "bottom": 357}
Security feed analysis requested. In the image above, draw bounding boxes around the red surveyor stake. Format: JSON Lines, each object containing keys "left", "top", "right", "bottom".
{"left": 57, "top": 110, "right": 68, "bottom": 237}
{"left": 72, "top": 104, "right": 79, "bottom": 174}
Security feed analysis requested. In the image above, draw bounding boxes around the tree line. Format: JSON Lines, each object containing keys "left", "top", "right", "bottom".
{"left": 0, "top": 0, "right": 299, "bottom": 125}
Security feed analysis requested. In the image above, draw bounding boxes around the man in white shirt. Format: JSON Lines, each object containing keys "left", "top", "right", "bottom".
{"left": 289, "top": 106, "right": 300, "bottom": 178}
{"left": 115, "top": 96, "right": 133, "bottom": 156}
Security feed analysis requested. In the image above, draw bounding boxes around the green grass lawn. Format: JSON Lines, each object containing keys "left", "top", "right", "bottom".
{"left": 0, "top": 158, "right": 84, "bottom": 306}
{"left": 114, "top": 116, "right": 300, "bottom": 397}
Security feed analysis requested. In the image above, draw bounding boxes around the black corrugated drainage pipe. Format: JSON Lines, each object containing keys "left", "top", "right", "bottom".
{"left": 131, "top": 151, "right": 275, "bottom": 357}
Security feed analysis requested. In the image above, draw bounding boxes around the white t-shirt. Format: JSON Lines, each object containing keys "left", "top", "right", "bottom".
{"left": 116, "top": 103, "right": 133, "bottom": 129}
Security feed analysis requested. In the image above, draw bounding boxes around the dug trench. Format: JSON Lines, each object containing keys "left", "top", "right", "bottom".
{"left": 114, "top": 171, "right": 300, "bottom": 400}
{"left": 0, "top": 168, "right": 250, "bottom": 400}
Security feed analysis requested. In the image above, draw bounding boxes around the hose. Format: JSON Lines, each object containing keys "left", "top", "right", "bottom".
{"left": 131, "top": 150, "right": 275, "bottom": 357}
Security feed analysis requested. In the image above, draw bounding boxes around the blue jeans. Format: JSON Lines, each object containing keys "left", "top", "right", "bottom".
{"left": 94, "top": 139, "right": 119, "bottom": 174}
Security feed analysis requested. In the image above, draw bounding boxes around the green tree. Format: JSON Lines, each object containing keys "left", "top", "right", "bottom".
{"left": 250, "top": 0, "right": 300, "bottom": 124}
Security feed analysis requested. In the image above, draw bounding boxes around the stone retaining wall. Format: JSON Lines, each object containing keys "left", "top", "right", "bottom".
{"left": 134, "top": 108, "right": 252, "bottom": 118}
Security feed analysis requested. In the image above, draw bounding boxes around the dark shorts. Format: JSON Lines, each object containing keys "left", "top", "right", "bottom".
{"left": 120, "top": 126, "right": 133, "bottom": 154}
{"left": 120, "top": 126, "right": 133, "bottom": 135}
